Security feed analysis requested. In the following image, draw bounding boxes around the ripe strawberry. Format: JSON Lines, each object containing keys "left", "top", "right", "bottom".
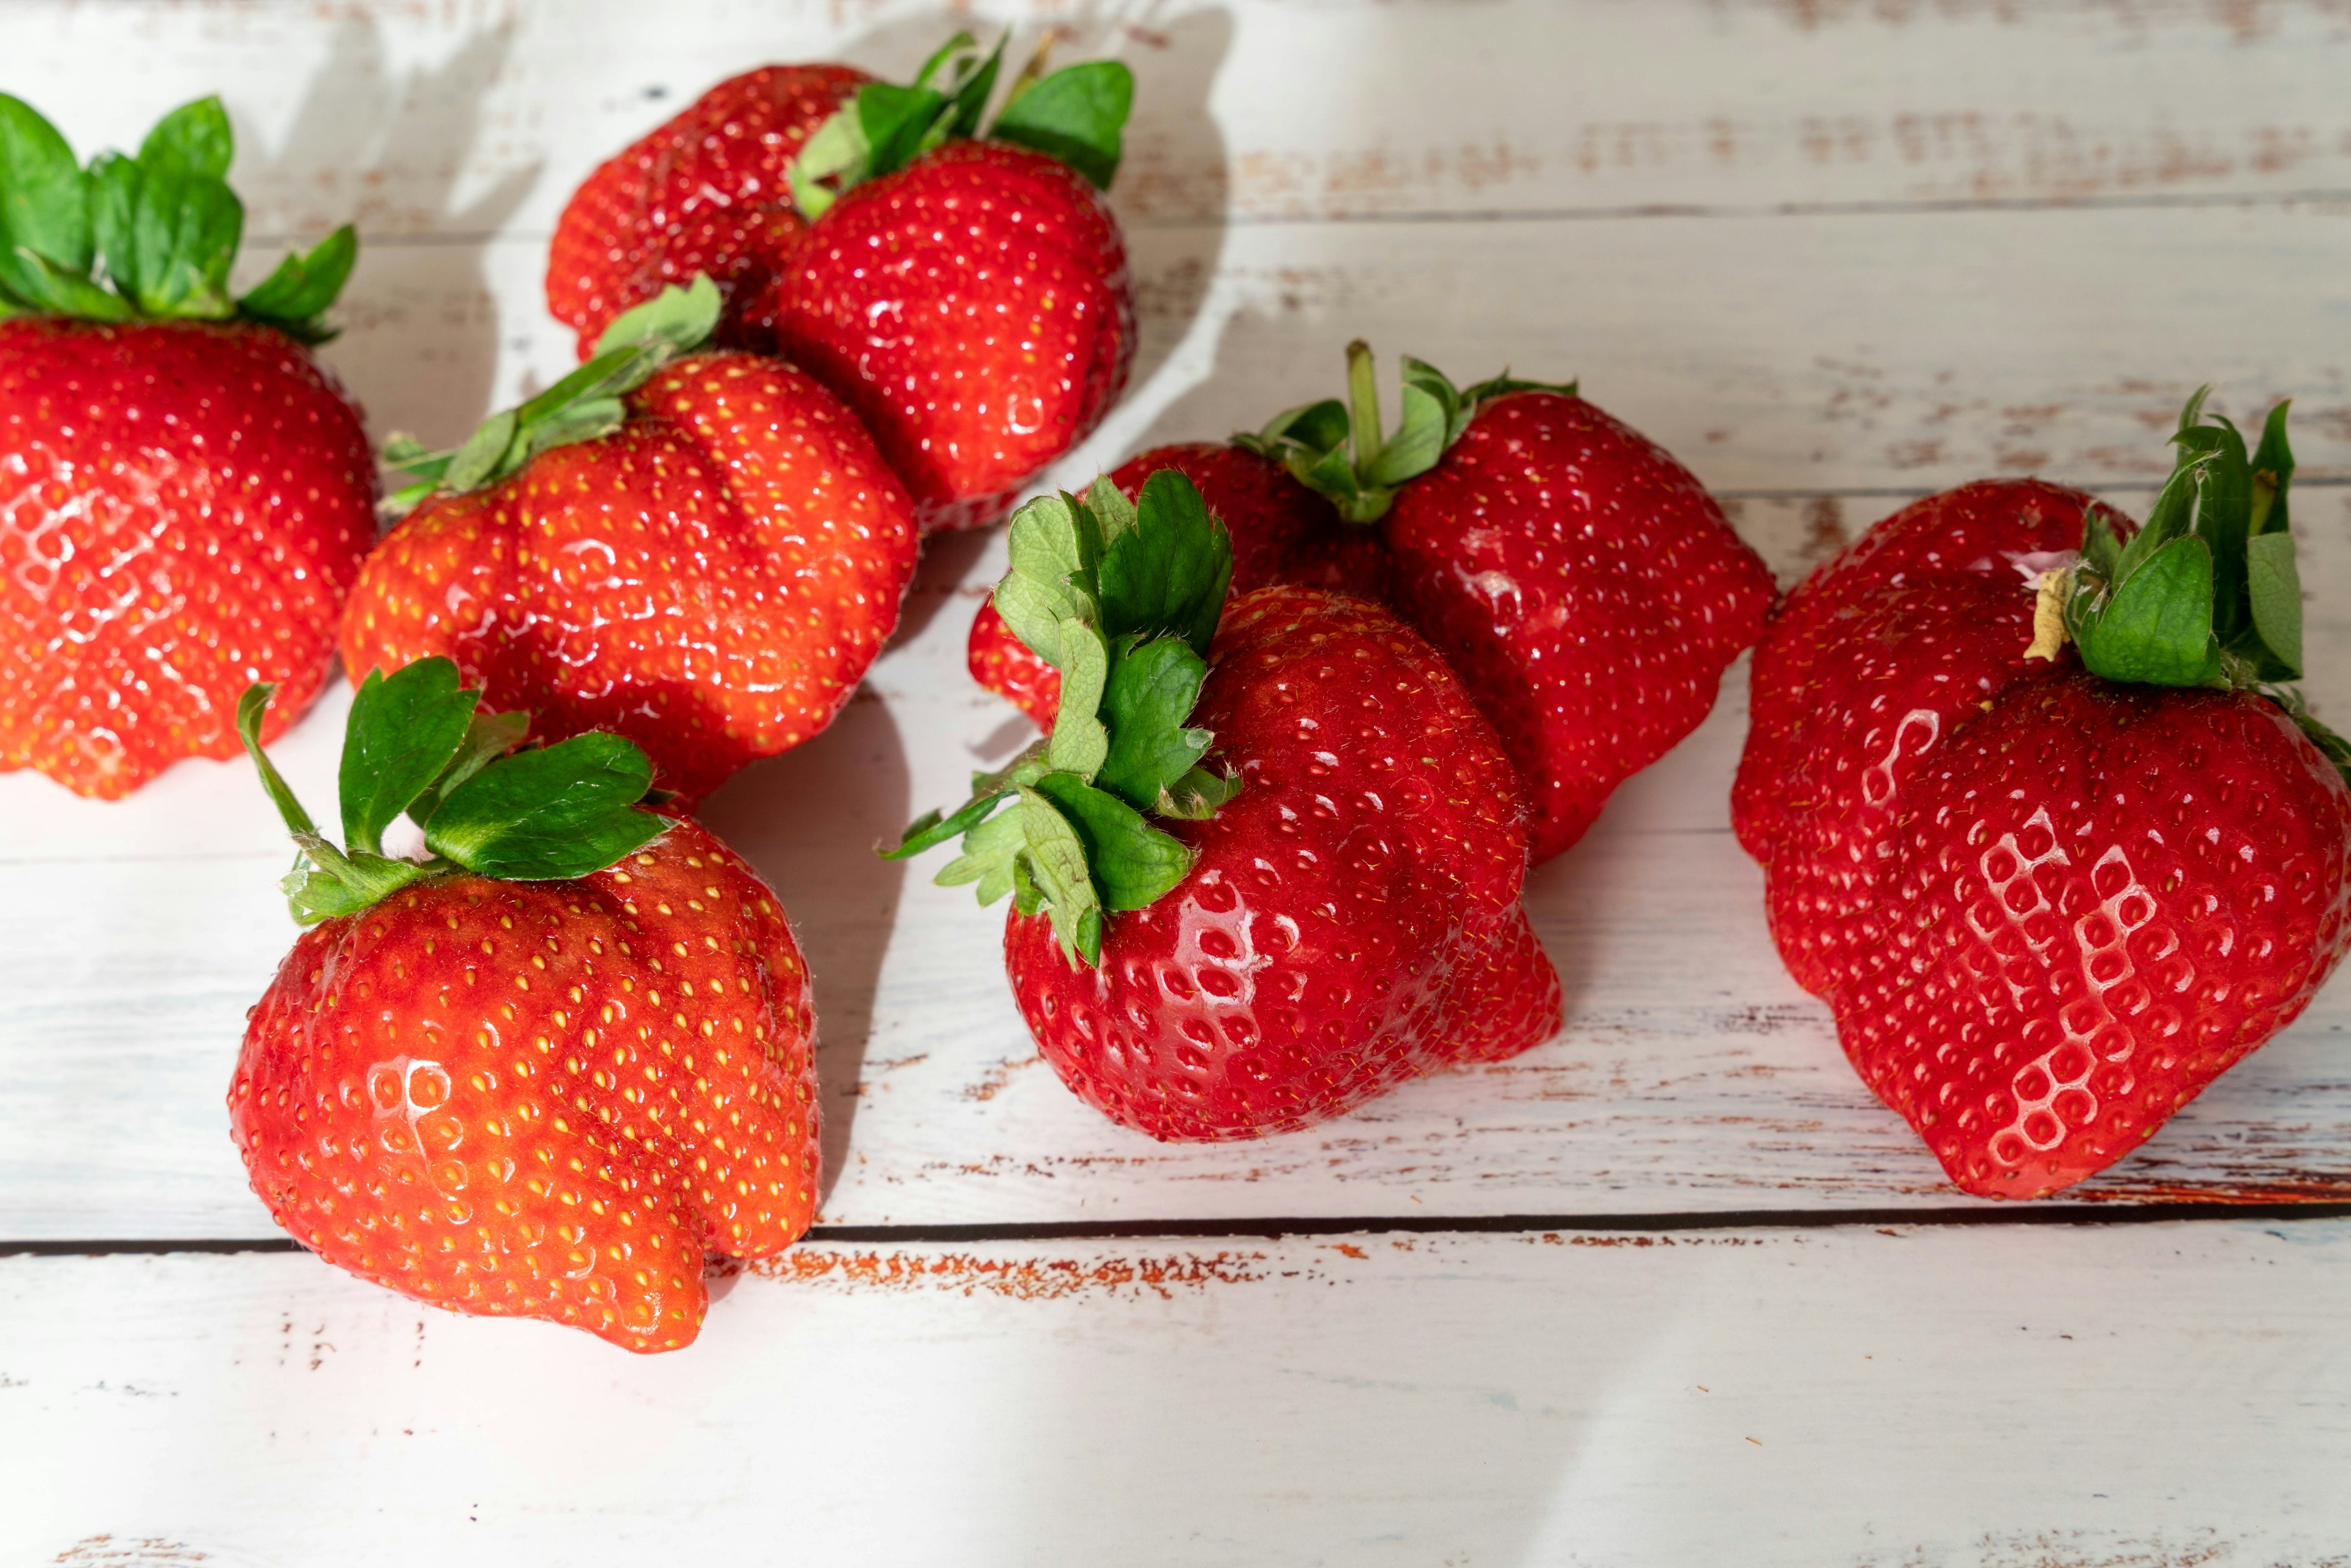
{"left": 1734, "top": 393, "right": 2351, "bottom": 1198}
{"left": 966, "top": 441, "right": 1381, "bottom": 728}
{"left": 0, "top": 94, "right": 372, "bottom": 798}
{"left": 230, "top": 659, "right": 820, "bottom": 1352}
{"left": 968, "top": 346, "right": 1775, "bottom": 861}
{"left": 756, "top": 36, "right": 1138, "bottom": 533}
{"left": 891, "top": 472, "right": 1560, "bottom": 1139}
{"left": 546, "top": 63, "right": 868, "bottom": 356}
{"left": 345, "top": 277, "right": 918, "bottom": 805}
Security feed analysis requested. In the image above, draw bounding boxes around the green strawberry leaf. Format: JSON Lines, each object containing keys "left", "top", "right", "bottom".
{"left": 126, "top": 164, "right": 242, "bottom": 318}
{"left": 238, "top": 223, "right": 357, "bottom": 340}
{"left": 2079, "top": 501, "right": 2124, "bottom": 583}
{"left": 411, "top": 708, "right": 531, "bottom": 827}
{"left": 1017, "top": 783, "right": 1105, "bottom": 965}
{"left": 2250, "top": 397, "right": 2295, "bottom": 536}
{"left": 1097, "top": 468, "right": 1231, "bottom": 656}
{"left": 1095, "top": 636, "right": 1213, "bottom": 811}
{"left": 1046, "top": 616, "right": 1111, "bottom": 777}
{"left": 933, "top": 801, "right": 1029, "bottom": 902}
{"left": 88, "top": 152, "right": 142, "bottom": 304}
{"left": 592, "top": 266, "right": 720, "bottom": 356}
{"left": 2075, "top": 534, "right": 2223, "bottom": 688}
{"left": 424, "top": 733, "right": 664, "bottom": 880}
{"left": 0, "top": 94, "right": 93, "bottom": 277}
{"left": 138, "top": 97, "right": 233, "bottom": 179}
{"left": 991, "top": 60, "right": 1133, "bottom": 189}
{"left": 1030, "top": 771, "right": 1193, "bottom": 912}
{"left": 887, "top": 468, "right": 1237, "bottom": 966}
{"left": 2246, "top": 530, "right": 2304, "bottom": 679}
{"left": 338, "top": 658, "right": 479, "bottom": 855}
{"left": 0, "top": 244, "right": 133, "bottom": 320}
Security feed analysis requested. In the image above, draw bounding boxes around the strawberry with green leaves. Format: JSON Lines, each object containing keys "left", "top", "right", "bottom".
{"left": 891, "top": 473, "right": 1561, "bottom": 1140}
{"left": 345, "top": 276, "right": 918, "bottom": 805}
{"left": 231, "top": 657, "right": 820, "bottom": 1352}
{"left": 1734, "top": 393, "right": 2351, "bottom": 1198}
{"left": 759, "top": 34, "right": 1138, "bottom": 533}
{"left": 969, "top": 345, "right": 1775, "bottom": 859}
{"left": 0, "top": 94, "right": 373, "bottom": 798}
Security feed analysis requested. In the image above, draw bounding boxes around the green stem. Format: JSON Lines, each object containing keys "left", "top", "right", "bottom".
{"left": 1345, "top": 340, "right": 1384, "bottom": 475}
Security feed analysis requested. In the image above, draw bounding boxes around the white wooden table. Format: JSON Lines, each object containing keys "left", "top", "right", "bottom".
{"left": 8, "top": 3, "right": 2351, "bottom": 1562}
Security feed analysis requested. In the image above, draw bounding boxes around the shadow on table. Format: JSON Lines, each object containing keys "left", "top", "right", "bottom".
{"left": 699, "top": 692, "right": 912, "bottom": 1211}
{"left": 250, "top": 12, "right": 541, "bottom": 449}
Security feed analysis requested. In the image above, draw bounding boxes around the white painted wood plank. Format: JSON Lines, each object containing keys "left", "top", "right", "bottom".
{"left": 12, "top": 0, "right": 2351, "bottom": 239}
{"left": 10, "top": 483, "right": 2351, "bottom": 1239}
{"left": 7, "top": 1220, "right": 2351, "bottom": 1565}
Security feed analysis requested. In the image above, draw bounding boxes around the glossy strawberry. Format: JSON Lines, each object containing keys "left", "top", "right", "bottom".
{"left": 967, "top": 441, "right": 1382, "bottom": 726}
{"left": 346, "top": 279, "right": 917, "bottom": 804}
{"left": 1734, "top": 396, "right": 2351, "bottom": 1197}
{"left": 969, "top": 348, "right": 1775, "bottom": 861}
{"left": 0, "top": 94, "right": 372, "bottom": 798}
{"left": 755, "top": 38, "right": 1139, "bottom": 533}
{"left": 892, "top": 473, "right": 1560, "bottom": 1140}
{"left": 230, "top": 661, "right": 820, "bottom": 1352}
{"left": 546, "top": 63, "right": 867, "bottom": 357}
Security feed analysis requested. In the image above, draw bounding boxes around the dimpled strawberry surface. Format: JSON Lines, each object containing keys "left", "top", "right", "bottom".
{"left": 546, "top": 64, "right": 868, "bottom": 356}
{"left": 766, "top": 139, "right": 1136, "bottom": 533}
{"left": 1385, "top": 391, "right": 1777, "bottom": 863}
{"left": 0, "top": 320, "right": 375, "bottom": 797}
{"left": 1736, "top": 479, "right": 2351, "bottom": 1196}
{"left": 231, "top": 818, "right": 819, "bottom": 1353}
{"left": 343, "top": 350, "right": 917, "bottom": 802}
{"left": 1004, "top": 586, "right": 1560, "bottom": 1141}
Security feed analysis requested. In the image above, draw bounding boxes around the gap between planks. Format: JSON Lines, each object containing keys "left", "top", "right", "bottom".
{"left": 12, "top": 1198, "right": 2351, "bottom": 1258}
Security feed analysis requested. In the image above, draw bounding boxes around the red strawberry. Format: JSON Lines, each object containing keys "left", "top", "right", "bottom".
{"left": 965, "top": 441, "right": 1380, "bottom": 728}
{"left": 0, "top": 94, "right": 372, "bottom": 798}
{"left": 754, "top": 37, "right": 1138, "bottom": 533}
{"left": 546, "top": 64, "right": 868, "bottom": 357}
{"left": 891, "top": 473, "right": 1560, "bottom": 1139}
{"left": 967, "top": 347, "right": 1775, "bottom": 861}
{"left": 229, "top": 660, "right": 820, "bottom": 1352}
{"left": 344, "top": 278, "right": 918, "bottom": 804}
{"left": 1734, "top": 394, "right": 2351, "bottom": 1197}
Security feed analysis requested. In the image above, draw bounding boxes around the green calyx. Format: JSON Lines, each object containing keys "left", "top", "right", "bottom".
{"left": 1234, "top": 341, "right": 1574, "bottom": 523}
{"left": 0, "top": 93, "right": 355, "bottom": 342}
{"left": 789, "top": 31, "right": 1134, "bottom": 219}
{"left": 881, "top": 471, "right": 1241, "bottom": 966}
{"left": 381, "top": 274, "right": 721, "bottom": 512}
{"left": 239, "top": 657, "right": 667, "bottom": 926}
{"left": 2038, "top": 388, "right": 2349, "bottom": 774}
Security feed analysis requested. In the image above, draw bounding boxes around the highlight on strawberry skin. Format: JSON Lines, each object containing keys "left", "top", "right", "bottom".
{"left": 1734, "top": 389, "right": 2351, "bottom": 1199}
{"left": 546, "top": 31, "right": 1139, "bottom": 536}
{"left": 343, "top": 276, "right": 920, "bottom": 806}
{"left": 890, "top": 471, "right": 1564, "bottom": 1141}
{"left": 965, "top": 344, "right": 1777, "bottom": 861}
{"left": 229, "top": 657, "right": 821, "bottom": 1353}
{"left": 0, "top": 92, "right": 374, "bottom": 800}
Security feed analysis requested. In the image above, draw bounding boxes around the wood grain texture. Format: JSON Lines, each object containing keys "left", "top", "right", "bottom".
{"left": 18, "top": 0, "right": 2351, "bottom": 238}
{"left": 8, "top": 1220, "right": 2351, "bottom": 1565}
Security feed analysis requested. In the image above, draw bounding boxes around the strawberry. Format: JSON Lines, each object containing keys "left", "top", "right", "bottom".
{"left": 0, "top": 94, "right": 372, "bottom": 798}
{"left": 546, "top": 63, "right": 868, "bottom": 357}
{"left": 757, "top": 36, "right": 1139, "bottom": 533}
{"left": 890, "top": 472, "right": 1560, "bottom": 1139}
{"left": 230, "top": 658, "right": 820, "bottom": 1352}
{"left": 345, "top": 277, "right": 918, "bottom": 805}
{"left": 1734, "top": 393, "right": 2351, "bottom": 1198}
{"left": 968, "top": 346, "right": 1775, "bottom": 861}
{"left": 965, "top": 441, "right": 1381, "bottom": 728}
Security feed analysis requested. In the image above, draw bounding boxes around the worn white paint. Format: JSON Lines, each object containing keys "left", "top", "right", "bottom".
{"left": 6, "top": 1, "right": 2351, "bottom": 1558}
{"left": 9, "top": 1220, "right": 2351, "bottom": 1566}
